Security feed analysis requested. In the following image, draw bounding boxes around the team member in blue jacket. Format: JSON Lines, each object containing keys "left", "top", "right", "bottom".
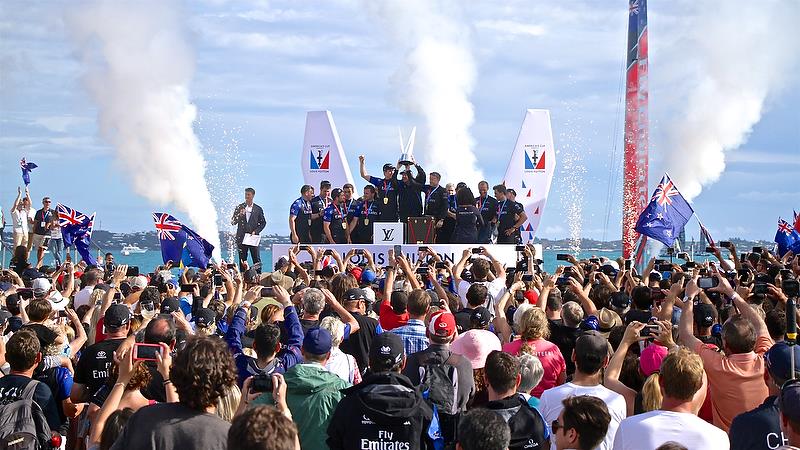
{"left": 226, "top": 285, "right": 304, "bottom": 387}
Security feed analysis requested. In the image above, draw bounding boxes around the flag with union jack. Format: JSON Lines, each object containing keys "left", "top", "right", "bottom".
{"left": 634, "top": 174, "right": 694, "bottom": 247}
{"left": 152, "top": 213, "right": 214, "bottom": 269}
{"left": 775, "top": 218, "right": 800, "bottom": 256}
{"left": 56, "top": 203, "right": 97, "bottom": 265}
{"left": 20, "top": 158, "right": 37, "bottom": 186}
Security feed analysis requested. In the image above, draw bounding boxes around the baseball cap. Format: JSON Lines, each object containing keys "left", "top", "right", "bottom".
{"left": 428, "top": 312, "right": 456, "bottom": 337}
{"left": 694, "top": 303, "right": 716, "bottom": 328}
{"left": 469, "top": 307, "right": 491, "bottom": 328}
{"left": 160, "top": 297, "right": 181, "bottom": 314}
{"left": 640, "top": 343, "right": 668, "bottom": 377}
{"left": 0, "top": 309, "right": 12, "bottom": 326}
{"left": 575, "top": 330, "right": 609, "bottom": 363}
{"left": 369, "top": 332, "right": 404, "bottom": 368}
{"left": 343, "top": 288, "right": 367, "bottom": 303}
{"left": 382, "top": 163, "right": 395, "bottom": 172}
{"left": 580, "top": 315, "right": 600, "bottom": 331}
{"left": 243, "top": 268, "right": 259, "bottom": 284}
{"left": 361, "top": 269, "right": 377, "bottom": 285}
{"left": 780, "top": 380, "right": 800, "bottom": 422}
{"left": 598, "top": 308, "right": 622, "bottom": 335}
{"left": 304, "top": 327, "right": 333, "bottom": 355}
{"left": 131, "top": 275, "right": 148, "bottom": 290}
{"left": 523, "top": 290, "right": 539, "bottom": 305}
{"left": 194, "top": 308, "right": 217, "bottom": 328}
{"left": 766, "top": 342, "right": 800, "bottom": 383}
{"left": 451, "top": 329, "right": 502, "bottom": 369}
{"left": 32, "top": 278, "right": 51, "bottom": 297}
{"left": 350, "top": 267, "right": 363, "bottom": 282}
{"left": 105, "top": 304, "right": 132, "bottom": 328}
{"left": 610, "top": 292, "right": 632, "bottom": 310}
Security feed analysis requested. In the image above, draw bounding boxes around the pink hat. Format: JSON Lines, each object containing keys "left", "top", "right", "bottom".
{"left": 640, "top": 343, "right": 668, "bottom": 377}
{"left": 451, "top": 329, "right": 502, "bottom": 369}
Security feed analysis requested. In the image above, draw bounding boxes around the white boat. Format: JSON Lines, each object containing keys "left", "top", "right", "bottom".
{"left": 121, "top": 244, "right": 147, "bottom": 256}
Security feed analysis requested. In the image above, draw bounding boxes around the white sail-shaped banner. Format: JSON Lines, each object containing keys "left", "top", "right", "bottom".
{"left": 302, "top": 111, "right": 355, "bottom": 189}
{"left": 502, "top": 109, "right": 557, "bottom": 242}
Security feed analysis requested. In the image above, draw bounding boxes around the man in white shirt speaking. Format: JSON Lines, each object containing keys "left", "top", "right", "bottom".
{"left": 612, "top": 347, "right": 729, "bottom": 450}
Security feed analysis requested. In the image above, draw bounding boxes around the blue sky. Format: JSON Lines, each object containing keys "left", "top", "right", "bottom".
{"left": 1, "top": 0, "right": 798, "bottom": 241}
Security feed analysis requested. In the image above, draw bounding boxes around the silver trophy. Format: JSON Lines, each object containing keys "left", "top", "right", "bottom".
{"left": 398, "top": 127, "right": 416, "bottom": 167}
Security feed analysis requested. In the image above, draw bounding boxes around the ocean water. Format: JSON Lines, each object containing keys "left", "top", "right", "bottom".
{"left": 29, "top": 246, "right": 624, "bottom": 274}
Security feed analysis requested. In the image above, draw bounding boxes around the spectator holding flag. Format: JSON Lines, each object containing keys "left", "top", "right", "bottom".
{"left": 30, "top": 196, "right": 54, "bottom": 268}
{"left": 10, "top": 186, "right": 32, "bottom": 248}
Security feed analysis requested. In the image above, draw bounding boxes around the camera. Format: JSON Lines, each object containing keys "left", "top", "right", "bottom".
{"left": 782, "top": 279, "right": 799, "bottom": 298}
{"left": 133, "top": 343, "right": 161, "bottom": 361}
{"left": 720, "top": 241, "right": 731, "bottom": 248}
{"left": 260, "top": 287, "right": 274, "bottom": 297}
{"left": 250, "top": 374, "right": 273, "bottom": 393}
{"left": 556, "top": 254, "right": 570, "bottom": 261}
{"left": 521, "top": 274, "right": 534, "bottom": 282}
{"left": 126, "top": 266, "right": 139, "bottom": 277}
{"left": 515, "top": 245, "right": 526, "bottom": 252}
{"left": 697, "top": 277, "right": 719, "bottom": 290}
{"left": 471, "top": 248, "right": 482, "bottom": 254}
{"left": 752, "top": 246, "right": 763, "bottom": 254}
{"left": 213, "top": 273, "right": 223, "bottom": 287}
{"left": 752, "top": 283, "right": 769, "bottom": 295}
{"left": 435, "top": 262, "right": 447, "bottom": 270}
{"left": 639, "top": 324, "right": 660, "bottom": 338}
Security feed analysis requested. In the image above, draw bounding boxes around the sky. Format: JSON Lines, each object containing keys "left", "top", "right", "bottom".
{"left": 1, "top": 0, "right": 798, "bottom": 241}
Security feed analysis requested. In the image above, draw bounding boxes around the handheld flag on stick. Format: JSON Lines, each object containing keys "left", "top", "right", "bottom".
{"left": 775, "top": 218, "right": 800, "bottom": 257}
{"left": 20, "top": 158, "right": 37, "bottom": 186}
{"left": 153, "top": 213, "right": 214, "bottom": 269}
{"left": 57, "top": 203, "right": 97, "bottom": 265}
{"left": 634, "top": 174, "right": 694, "bottom": 247}
{"left": 699, "top": 220, "right": 716, "bottom": 248}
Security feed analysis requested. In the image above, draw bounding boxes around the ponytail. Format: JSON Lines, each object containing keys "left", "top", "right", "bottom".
{"left": 641, "top": 372, "right": 663, "bottom": 412}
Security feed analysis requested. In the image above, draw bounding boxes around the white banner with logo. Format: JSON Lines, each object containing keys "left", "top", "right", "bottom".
{"left": 301, "top": 110, "right": 355, "bottom": 189}
{"left": 502, "top": 109, "right": 557, "bottom": 243}
{"left": 272, "top": 243, "right": 542, "bottom": 267}
{"left": 372, "top": 222, "right": 404, "bottom": 244}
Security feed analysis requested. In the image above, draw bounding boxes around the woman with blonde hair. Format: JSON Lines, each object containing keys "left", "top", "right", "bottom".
{"left": 319, "top": 315, "right": 361, "bottom": 384}
{"left": 605, "top": 320, "right": 670, "bottom": 415}
{"left": 215, "top": 384, "right": 242, "bottom": 422}
{"left": 500, "top": 295, "right": 566, "bottom": 397}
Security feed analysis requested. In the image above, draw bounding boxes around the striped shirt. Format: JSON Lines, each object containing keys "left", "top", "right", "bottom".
{"left": 391, "top": 319, "right": 429, "bottom": 357}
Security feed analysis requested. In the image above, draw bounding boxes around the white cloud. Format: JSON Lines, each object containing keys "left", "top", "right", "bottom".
{"left": 475, "top": 19, "right": 546, "bottom": 37}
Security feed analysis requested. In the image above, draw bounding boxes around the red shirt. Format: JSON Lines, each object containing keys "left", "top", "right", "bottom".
{"left": 379, "top": 300, "right": 408, "bottom": 331}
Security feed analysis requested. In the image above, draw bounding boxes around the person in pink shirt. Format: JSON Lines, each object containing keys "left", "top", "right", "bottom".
{"left": 502, "top": 305, "right": 566, "bottom": 397}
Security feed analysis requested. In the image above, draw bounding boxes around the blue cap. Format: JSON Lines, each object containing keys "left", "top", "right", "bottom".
{"left": 303, "top": 327, "right": 332, "bottom": 355}
{"left": 580, "top": 315, "right": 599, "bottom": 331}
{"left": 361, "top": 269, "right": 377, "bottom": 284}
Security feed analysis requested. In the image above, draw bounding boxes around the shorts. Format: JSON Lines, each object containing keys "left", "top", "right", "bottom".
{"left": 12, "top": 231, "right": 28, "bottom": 248}
{"left": 31, "top": 233, "right": 48, "bottom": 249}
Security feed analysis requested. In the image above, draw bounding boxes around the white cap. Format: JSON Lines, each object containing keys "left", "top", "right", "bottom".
{"left": 32, "top": 278, "right": 52, "bottom": 296}
{"left": 131, "top": 275, "right": 148, "bottom": 290}
{"left": 602, "top": 260, "right": 620, "bottom": 270}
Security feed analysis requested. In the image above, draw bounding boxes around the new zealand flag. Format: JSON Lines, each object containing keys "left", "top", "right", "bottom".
{"left": 57, "top": 203, "right": 97, "bottom": 265}
{"left": 152, "top": 213, "right": 214, "bottom": 269}
{"left": 634, "top": 174, "right": 694, "bottom": 247}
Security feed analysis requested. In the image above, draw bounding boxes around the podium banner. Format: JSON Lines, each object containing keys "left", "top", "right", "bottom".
{"left": 302, "top": 111, "right": 355, "bottom": 189}
{"left": 372, "top": 222, "right": 404, "bottom": 245}
{"left": 272, "top": 243, "right": 542, "bottom": 268}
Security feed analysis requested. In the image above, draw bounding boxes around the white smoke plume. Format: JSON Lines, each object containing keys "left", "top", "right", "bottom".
{"left": 662, "top": 0, "right": 800, "bottom": 200}
{"left": 366, "top": 0, "right": 483, "bottom": 186}
{"left": 66, "top": 0, "right": 221, "bottom": 258}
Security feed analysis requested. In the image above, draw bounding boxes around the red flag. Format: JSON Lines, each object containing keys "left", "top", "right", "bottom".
{"left": 794, "top": 210, "right": 799, "bottom": 232}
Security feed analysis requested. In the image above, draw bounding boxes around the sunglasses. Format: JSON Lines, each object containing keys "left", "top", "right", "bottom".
{"left": 551, "top": 419, "right": 562, "bottom": 433}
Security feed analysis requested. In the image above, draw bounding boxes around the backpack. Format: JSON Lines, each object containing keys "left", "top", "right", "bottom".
{"left": 0, "top": 380, "right": 53, "bottom": 450}
{"left": 419, "top": 351, "right": 459, "bottom": 416}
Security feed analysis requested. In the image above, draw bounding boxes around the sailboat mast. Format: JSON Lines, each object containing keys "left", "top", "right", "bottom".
{"left": 622, "top": 0, "right": 649, "bottom": 260}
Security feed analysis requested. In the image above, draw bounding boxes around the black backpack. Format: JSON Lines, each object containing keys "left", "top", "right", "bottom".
{"left": 419, "top": 351, "right": 459, "bottom": 415}
{"left": 0, "top": 380, "right": 53, "bottom": 450}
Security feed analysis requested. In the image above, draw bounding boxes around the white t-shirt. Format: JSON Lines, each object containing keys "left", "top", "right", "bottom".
{"left": 538, "top": 382, "right": 627, "bottom": 450}
{"left": 245, "top": 204, "right": 253, "bottom": 222}
{"left": 73, "top": 286, "right": 96, "bottom": 308}
{"left": 11, "top": 209, "right": 28, "bottom": 233}
{"left": 612, "top": 410, "right": 729, "bottom": 450}
{"left": 456, "top": 278, "right": 506, "bottom": 311}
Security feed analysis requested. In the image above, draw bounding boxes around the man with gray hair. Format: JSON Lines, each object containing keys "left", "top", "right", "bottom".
{"left": 300, "top": 288, "right": 326, "bottom": 334}
{"left": 549, "top": 301, "right": 584, "bottom": 376}
{"left": 517, "top": 353, "right": 544, "bottom": 408}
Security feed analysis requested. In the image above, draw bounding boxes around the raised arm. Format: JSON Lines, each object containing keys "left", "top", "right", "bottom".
{"left": 322, "top": 288, "right": 360, "bottom": 334}
{"left": 677, "top": 278, "right": 703, "bottom": 349}
{"left": 481, "top": 246, "right": 505, "bottom": 279}
{"left": 713, "top": 271, "right": 770, "bottom": 338}
{"left": 453, "top": 249, "right": 471, "bottom": 284}
{"left": 396, "top": 254, "right": 422, "bottom": 290}
{"left": 11, "top": 186, "right": 22, "bottom": 210}
{"left": 605, "top": 322, "right": 645, "bottom": 416}
{"left": 358, "top": 154, "right": 371, "bottom": 182}
{"left": 568, "top": 278, "right": 598, "bottom": 317}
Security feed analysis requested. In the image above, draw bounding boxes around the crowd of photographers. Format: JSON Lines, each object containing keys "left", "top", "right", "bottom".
{"left": 1, "top": 225, "right": 800, "bottom": 450}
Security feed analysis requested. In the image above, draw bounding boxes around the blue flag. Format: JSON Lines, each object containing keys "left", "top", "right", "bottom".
{"left": 153, "top": 213, "right": 214, "bottom": 269}
{"left": 56, "top": 203, "right": 97, "bottom": 265}
{"left": 775, "top": 218, "right": 800, "bottom": 256}
{"left": 20, "top": 158, "right": 37, "bottom": 186}
{"left": 634, "top": 174, "right": 694, "bottom": 247}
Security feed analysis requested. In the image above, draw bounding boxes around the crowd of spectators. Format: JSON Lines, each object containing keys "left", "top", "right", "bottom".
{"left": 1, "top": 224, "right": 799, "bottom": 450}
